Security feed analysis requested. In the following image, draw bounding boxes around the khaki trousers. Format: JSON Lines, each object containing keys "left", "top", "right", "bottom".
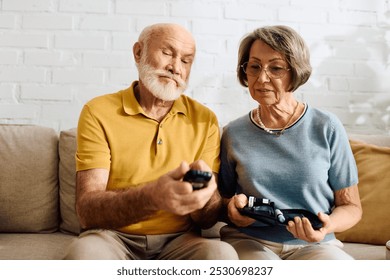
{"left": 220, "top": 226, "right": 353, "bottom": 260}
{"left": 64, "top": 229, "right": 238, "bottom": 260}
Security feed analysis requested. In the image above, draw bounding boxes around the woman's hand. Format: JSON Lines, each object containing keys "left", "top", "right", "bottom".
{"left": 227, "top": 194, "right": 256, "bottom": 227}
{"left": 286, "top": 212, "right": 330, "bottom": 242}
{"left": 287, "top": 185, "right": 362, "bottom": 242}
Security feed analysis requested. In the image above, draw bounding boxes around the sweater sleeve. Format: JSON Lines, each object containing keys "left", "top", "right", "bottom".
{"left": 327, "top": 115, "right": 358, "bottom": 191}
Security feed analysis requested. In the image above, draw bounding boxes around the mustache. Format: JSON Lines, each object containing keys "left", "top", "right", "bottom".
{"left": 150, "top": 69, "right": 187, "bottom": 89}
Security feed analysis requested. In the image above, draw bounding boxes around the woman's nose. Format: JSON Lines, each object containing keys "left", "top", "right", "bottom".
{"left": 256, "top": 67, "right": 270, "bottom": 83}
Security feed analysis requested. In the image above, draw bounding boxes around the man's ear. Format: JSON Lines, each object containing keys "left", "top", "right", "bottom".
{"left": 133, "top": 42, "right": 142, "bottom": 63}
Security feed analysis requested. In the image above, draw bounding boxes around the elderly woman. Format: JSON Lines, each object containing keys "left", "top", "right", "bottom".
{"left": 218, "top": 25, "right": 362, "bottom": 260}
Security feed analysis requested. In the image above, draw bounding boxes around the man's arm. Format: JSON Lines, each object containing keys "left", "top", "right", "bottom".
{"left": 190, "top": 173, "right": 223, "bottom": 229}
{"left": 76, "top": 168, "right": 158, "bottom": 229}
{"left": 76, "top": 162, "right": 219, "bottom": 230}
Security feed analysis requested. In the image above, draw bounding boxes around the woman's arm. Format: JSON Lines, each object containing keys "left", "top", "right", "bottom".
{"left": 328, "top": 184, "right": 362, "bottom": 233}
{"left": 287, "top": 184, "right": 362, "bottom": 242}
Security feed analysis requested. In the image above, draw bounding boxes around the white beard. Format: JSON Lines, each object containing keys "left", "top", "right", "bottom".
{"left": 137, "top": 62, "right": 188, "bottom": 102}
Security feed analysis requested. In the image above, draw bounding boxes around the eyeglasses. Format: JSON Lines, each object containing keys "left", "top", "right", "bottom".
{"left": 241, "top": 61, "right": 290, "bottom": 79}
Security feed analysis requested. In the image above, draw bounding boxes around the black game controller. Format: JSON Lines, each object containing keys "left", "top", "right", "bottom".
{"left": 239, "top": 196, "right": 323, "bottom": 230}
{"left": 281, "top": 209, "right": 323, "bottom": 230}
{"left": 183, "top": 169, "right": 212, "bottom": 190}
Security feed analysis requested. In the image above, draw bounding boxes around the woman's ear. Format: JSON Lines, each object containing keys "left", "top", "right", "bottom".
{"left": 133, "top": 42, "right": 142, "bottom": 63}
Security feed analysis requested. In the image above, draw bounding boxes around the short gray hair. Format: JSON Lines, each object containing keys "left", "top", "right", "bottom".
{"left": 237, "top": 25, "right": 312, "bottom": 92}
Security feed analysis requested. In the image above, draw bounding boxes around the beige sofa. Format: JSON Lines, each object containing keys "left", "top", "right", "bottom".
{"left": 0, "top": 124, "right": 389, "bottom": 260}
{"left": 0, "top": 125, "right": 78, "bottom": 259}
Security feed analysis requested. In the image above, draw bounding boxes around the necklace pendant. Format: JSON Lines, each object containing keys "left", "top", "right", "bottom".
{"left": 255, "top": 102, "right": 300, "bottom": 137}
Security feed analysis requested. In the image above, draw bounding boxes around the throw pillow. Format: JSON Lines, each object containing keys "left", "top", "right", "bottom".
{"left": 336, "top": 140, "right": 390, "bottom": 245}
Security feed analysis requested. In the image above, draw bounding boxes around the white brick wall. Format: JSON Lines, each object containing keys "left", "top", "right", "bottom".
{"left": 0, "top": 0, "right": 389, "bottom": 134}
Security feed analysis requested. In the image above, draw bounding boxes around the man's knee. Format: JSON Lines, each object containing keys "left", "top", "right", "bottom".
{"left": 63, "top": 231, "right": 126, "bottom": 260}
{"left": 193, "top": 240, "right": 238, "bottom": 260}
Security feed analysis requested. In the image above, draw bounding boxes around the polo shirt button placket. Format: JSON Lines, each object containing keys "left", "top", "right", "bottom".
{"left": 157, "top": 121, "right": 164, "bottom": 145}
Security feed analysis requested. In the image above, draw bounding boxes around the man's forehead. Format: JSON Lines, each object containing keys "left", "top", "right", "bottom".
{"left": 153, "top": 28, "right": 195, "bottom": 54}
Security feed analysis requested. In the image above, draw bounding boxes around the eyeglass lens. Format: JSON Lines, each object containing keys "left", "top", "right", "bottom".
{"left": 242, "top": 62, "right": 289, "bottom": 79}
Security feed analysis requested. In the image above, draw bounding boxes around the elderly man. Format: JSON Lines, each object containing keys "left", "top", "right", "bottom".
{"left": 64, "top": 23, "right": 238, "bottom": 260}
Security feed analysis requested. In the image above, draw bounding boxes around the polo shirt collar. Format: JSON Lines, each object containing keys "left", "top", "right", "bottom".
{"left": 122, "top": 81, "right": 188, "bottom": 117}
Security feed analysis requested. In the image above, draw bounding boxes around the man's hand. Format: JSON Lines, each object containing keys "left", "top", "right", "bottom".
{"left": 76, "top": 161, "right": 219, "bottom": 230}
{"left": 150, "top": 161, "right": 217, "bottom": 216}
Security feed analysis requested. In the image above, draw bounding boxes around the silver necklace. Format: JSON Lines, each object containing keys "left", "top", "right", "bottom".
{"left": 255, "top": 102, "right": 300, "bottom": 136}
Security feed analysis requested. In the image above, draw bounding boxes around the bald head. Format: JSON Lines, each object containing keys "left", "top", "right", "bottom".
{"left": 133, "top": 23, "right": 196, "bottom": 101}
{"left": 137, "top": 23, "right": 196, "bottom": 53}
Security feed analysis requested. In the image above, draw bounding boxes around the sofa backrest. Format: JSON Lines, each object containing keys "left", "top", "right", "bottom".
{"left": 0, "top": 125, "right": 81, "bottom": 235}
{"left": 1, "top": 124, "right": 389, "bottom": 244}
{"left": 349, "top": 133, "right": 390, "bottom": 147}
{"left": 0, "top": 125, "right": 60, "bottom": 233}
{"left": 58, "top": 128, "right": 80, "bottom": 234}
{"left": 336, "top": 133, "right": 390, "bottom": 245}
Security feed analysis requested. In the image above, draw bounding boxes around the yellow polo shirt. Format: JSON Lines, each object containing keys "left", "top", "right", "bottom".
{"left": 76, "top": 81, "right": 220, "bottom": 235}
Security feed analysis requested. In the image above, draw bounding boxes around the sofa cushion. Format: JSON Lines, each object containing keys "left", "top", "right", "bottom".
{"left": 0, "top": 232, "right": 76, "bottom": 260}
{"left": 342, "top": 242, "right": 386, "bottom": 260}
{"left": 0, "top": 125, "right": 59, "bottom": 233}
{"left": 336, "top": 139, "right": 390, "bottom": 245}
{"left": 59, "top": 128, "right": 80, "bottom": 234}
